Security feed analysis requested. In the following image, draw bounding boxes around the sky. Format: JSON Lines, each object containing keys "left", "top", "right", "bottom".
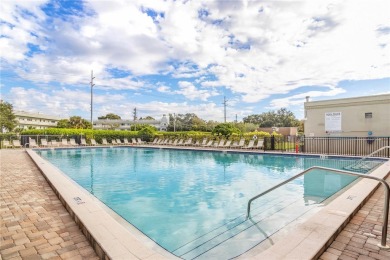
{"left": 1, "top": 0, "right": 389, "bottom": 122}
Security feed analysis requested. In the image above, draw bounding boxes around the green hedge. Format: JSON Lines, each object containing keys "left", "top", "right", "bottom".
{"left": 16, "top": 128, "right": 282, "bottom": 146}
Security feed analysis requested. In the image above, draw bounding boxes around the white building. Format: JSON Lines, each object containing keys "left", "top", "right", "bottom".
{"left": 93, "top": 114, "right": 170, "bottom": 131}
{"left": 304, "top": 94, "right": 390, "bottom": 137}
{"left": 14, "top": 111, "right": 63, "bottom": 130}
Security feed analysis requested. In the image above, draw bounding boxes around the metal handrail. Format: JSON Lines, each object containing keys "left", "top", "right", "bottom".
{"left": 351, "top": 146, "right": 390, "bottom": 167}
{"left": 246, "top": 166, "right": 390, "bottom": 249}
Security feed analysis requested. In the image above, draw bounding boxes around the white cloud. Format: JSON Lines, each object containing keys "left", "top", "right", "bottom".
{"left": 1, "top": 0, "right": 389, "bottom": 121}
{"left": 268, "top": 86, "right": 346, "bottom": 109}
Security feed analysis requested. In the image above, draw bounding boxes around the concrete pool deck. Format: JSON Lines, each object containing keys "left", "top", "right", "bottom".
{"left": 1, "top": 148, "right": 389, "bottom": 259}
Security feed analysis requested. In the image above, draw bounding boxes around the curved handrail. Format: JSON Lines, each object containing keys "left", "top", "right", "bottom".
{"left": 352, "top": 146, "right": 390, "bottom": 167}
{"left": 246, "top": 166, "right": 390, "bottom": 249}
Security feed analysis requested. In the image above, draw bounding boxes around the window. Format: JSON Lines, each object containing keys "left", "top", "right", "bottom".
{"left": 365, "top": 112, "right": 373, "bottom": 118}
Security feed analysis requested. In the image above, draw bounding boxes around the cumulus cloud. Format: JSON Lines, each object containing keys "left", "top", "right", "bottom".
{"left": 1, "top": 0, "right": 389, "bottom": 120}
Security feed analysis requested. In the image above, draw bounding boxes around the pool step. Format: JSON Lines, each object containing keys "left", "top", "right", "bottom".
{"left": 173, "top": 196, "right": 322, "bottom": 259}
{"left": 343, "top": 161, "right": 381, "bottom": 173}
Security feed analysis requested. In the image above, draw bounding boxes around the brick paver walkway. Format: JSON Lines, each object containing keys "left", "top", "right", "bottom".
{"left": 320, "top": 175, "right": 390, "bottom": 260}
{"left": 0, "top": 150, "right": 99, "bottom": 260}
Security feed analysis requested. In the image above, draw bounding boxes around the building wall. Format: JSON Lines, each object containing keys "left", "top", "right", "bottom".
{"left": 14, "top": 111, "right": 63, "bottom": 130}
{"left": 304, "top": 94, "right": 390, "bottom": 137}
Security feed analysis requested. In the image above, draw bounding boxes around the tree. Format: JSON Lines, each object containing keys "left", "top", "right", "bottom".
{"left": 68, "top": 116, "right": 92, "bottom": 129}
{"left": 57, "top": 116, "right": 91, "bottom": 129}
{"left": 235, "top": 122, "right": 258, "bottom": 133}
{"left": 138, "top": 125, "right": 157, "bottom": 142}
{"left": 243, "top": 108, "right": 300, "bottom": 127}
{"left": 57, "top": 119, "right": 70, "bottom": 128}
{"left": 0, "top": 100, "right": 17, "bottom": 132}
{"left": 98, "top": 113, "right": 121, "bottom": 120}
{"left": 167, "top": 113, "right": 208, "bottom": 131}
{"left": 139, "top": 116, "right": 155, "bottom": 120}
{"left": 212, "top": 123, "right": 241, "bottom": 137}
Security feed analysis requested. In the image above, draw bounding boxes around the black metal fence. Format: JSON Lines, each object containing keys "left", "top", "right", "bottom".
{"left": 302, "top": 136, "right": 390, "bottom": 158}
{"left": 261, "top": 136, "right": 390, "bottom": 158}
{"left": 263, "top": 135, "right": 301, "bottom": 153}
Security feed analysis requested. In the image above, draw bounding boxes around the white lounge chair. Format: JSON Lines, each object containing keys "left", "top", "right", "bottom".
{"left": 137, "top": 138, "right": 144, "bottom": 145}
{"left": 12, "top": 140, "right": 22, "bottom": 148}
{"left": 123, "top": 138, "right": 130, "bottom": 145}
{"left": 168, "top": 139, "right": 174, "bottom": 145}
{"left": 177, "top": 139, "right": 184, "bottom": 146}
{"left": 102, "top": 138, "right": 109, "bottom": 145}
{"left": 61, "top": 139, "right": 69, "bottom": 146}
{"left": 51, "top": 140, "right": 59, "bottom": 147}
{"left": 255, "top": 139, "right": 264, "bottom": 150}
{"left": 184, "top": 138, "right": 192, "bottom": 146}
{"left": 80, "top": 139, "right": 87, "bottom": 146}
{"left": 224, "top": 140, "right": 232, "bottom": 148}
{"left": 29, "top": 138, "right": 39, "bottom": 148}
{"left": 116, "top": 139, "right": 123, "bottom": 145}
{"left": 131, "top": 138, "right": 138, "bottom": 145}
{"left": 150, "top": 138, "right": 158, "bottom": 144}
{"left": 40, "top": 139, "right": 48, "bottom": 147}
{"left": 200, "top": 138, "right": 208, "bottom": 146}
{"left": 217, "top": 139, "right": 225, "bottom": 147}
{"left": 194, "top": 140, "right": 200, "bottom": 146}
{"left": 244, "top": 139, "right": 255, "bottom": 149}
{"left": 2, "top": 140, "right": 13, "bottom": 148}
{"left": 203, "top": 140, "right": 214, "bottom": 147}
{"left": 110, "top": 139, "right": 117, "bottom": 145}
{"left": 90, "top": 139, "right": 97, "bottom": 146}
{"left": 69, "top": 139, "right": 78, "bottom": 146}
{"left": 232, "top": 138, "right": 245, "bottom": 149}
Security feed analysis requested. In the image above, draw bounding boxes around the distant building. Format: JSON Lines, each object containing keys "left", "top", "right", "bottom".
{"left": 14, "top": 111, "right": 63, "bottom": 130}
{"left": 304, "top": 94, "right": 390, "bottom": 137}
{"left": 258, "top": 127, "right": 298, "bottom": 136}
{"left": 93, "top": 114, "right": 170, "bottom": 131}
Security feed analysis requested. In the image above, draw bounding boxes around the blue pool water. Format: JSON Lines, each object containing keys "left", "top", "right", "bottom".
{"left": 36, "top": 147, "right": 383, "bottom": 259}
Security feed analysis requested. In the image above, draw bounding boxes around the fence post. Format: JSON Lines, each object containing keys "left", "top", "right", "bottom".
{"left": 271, "top": 135, "right": 275, "bottom": 150}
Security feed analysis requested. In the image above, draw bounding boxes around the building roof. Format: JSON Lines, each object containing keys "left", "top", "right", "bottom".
{"left": 304, "top": 94, "right": 390, "bottom": 109}
{"left": 14, "top": 111, "right": 64, "bottom": 121}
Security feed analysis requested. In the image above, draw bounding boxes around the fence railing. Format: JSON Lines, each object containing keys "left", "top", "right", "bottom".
{"left": 302, "top": 136, "right": 390, "bottom": 158}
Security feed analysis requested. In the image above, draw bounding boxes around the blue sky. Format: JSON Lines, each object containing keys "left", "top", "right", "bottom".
{"left": 1, "top": 0, "right": 389, "bottom": 122}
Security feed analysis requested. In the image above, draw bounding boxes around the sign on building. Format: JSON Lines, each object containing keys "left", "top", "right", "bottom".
{"left": 325, "top": 112, "right": 342, "bottom": 133}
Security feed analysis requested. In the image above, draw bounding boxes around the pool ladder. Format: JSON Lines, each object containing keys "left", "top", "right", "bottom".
{"left": 246, "top": 166, "right": 390, "bottom": 249}
{"left": 345, "top": 146, "right": 390, "bottom": 171}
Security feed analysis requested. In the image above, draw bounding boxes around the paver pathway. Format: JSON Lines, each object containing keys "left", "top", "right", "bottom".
{"left": 0, "top": 150, "right": 99, "bottom": 260}
{"left": 320, "top": 174, "right": 390, "bottom": 260}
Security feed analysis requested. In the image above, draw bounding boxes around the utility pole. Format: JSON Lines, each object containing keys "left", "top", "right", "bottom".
{"left": 133, "top": 108, "right": 137, "bottom": 131}
{"left": 90, "top": 70, "right": 95, "bottom": 129}
{"left": 222, "top": 96, "right": 228, "bottom": 123}
{"left": 173, "top": 113, "right": 176, "bottom": 132}
{"left": 133, "top": 108, "right": 137, "bottom": 121}
{"left": 235, "top": 114, "right": 238, "bottom": 123}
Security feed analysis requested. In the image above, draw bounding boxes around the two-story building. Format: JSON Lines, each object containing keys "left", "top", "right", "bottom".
{"left": 14, "top": 111, "right": 63, "bottom": 130}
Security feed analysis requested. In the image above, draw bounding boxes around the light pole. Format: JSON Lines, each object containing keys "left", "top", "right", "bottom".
{"left": 90, "top": 70, "right": 95, "bottom": 129}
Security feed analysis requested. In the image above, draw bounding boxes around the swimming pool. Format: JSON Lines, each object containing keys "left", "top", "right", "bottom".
{"left": 36, "top": 147, "right": 384, "bottom": 259}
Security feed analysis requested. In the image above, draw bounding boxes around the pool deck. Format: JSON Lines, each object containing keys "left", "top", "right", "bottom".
{"left": 1, "top": 148, "right": 390, "bottom": 260}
